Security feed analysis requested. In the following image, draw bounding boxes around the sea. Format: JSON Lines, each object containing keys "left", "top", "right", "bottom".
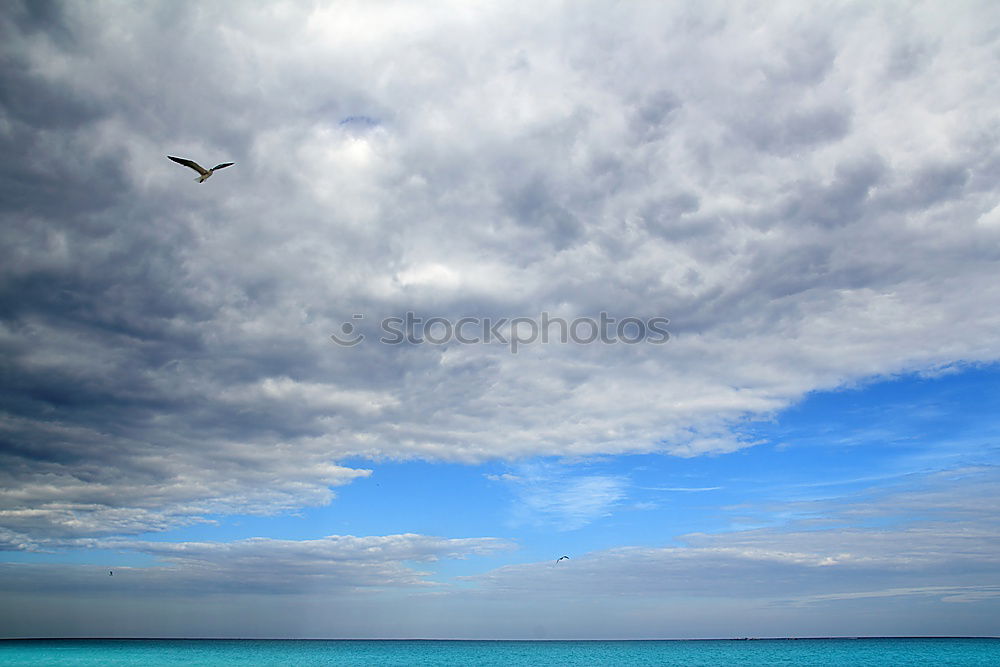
{"left": 0, "top": 638, "right": 998, "bottom": 666}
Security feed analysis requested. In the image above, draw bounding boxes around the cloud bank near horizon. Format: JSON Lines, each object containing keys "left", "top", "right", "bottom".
{"left": 1, "top": 465, "right": 997, "bottom": 638}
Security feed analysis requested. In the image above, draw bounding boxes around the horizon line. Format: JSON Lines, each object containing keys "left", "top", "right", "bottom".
{"left": 3, "top": 635, "right": 998, "bottom": 642}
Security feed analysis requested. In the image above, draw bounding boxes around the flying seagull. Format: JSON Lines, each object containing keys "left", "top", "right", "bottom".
{"left": 167, "top": 156, "right": 235, "bottom": 183}
{"left": 556, "top": 555, "right": 569, "bottom": 563}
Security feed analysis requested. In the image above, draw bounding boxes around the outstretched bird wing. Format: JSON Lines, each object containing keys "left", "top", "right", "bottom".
{"left": 211, "top": 162, "right": 235, "bottom": 171}
{"left": 167, "top": 156, "right": 209, "bottom": 176}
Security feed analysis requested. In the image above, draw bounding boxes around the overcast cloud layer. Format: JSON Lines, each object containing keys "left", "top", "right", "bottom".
{"left": 2, "top": 0, "right": 1000, "bottom": 638}
{"left": 3, "top": 0, "right": 998, "bottom": 545}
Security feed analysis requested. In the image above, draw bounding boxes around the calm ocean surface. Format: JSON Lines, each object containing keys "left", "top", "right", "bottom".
{"left": 0, "top": 638, "right": 997, "bottom": 666}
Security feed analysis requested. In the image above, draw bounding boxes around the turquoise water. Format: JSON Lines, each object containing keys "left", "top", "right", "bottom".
{"left": 0, "top": 638, "right": 997, "bottom": 666}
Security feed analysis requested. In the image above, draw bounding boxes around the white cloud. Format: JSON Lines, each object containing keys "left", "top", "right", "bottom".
{"left": 0, "top": 532, "right": 514, "bottom": 596}
{"left": 0, "top": 468, "right": 998, "bottom": 638}
{"left": 468, "top": 467, "right": 1000, "bottom": 609}
{"left": 1, "top": 1, "right": 999, "bottom": 540}
{"left": 497, "top": 462, "right": 628, "bottom": 530}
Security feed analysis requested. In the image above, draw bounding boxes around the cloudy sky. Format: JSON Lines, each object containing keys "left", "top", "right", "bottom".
{"left": 2, "top": 0, "right": 1000, "bottom": 639}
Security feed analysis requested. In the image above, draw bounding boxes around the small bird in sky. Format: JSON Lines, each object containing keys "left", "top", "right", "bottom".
{"left": 556, "top": 555, "right": 569, "bottom": 563}
{"left": 167, "top": 156, "right": 235, "bottom": 183}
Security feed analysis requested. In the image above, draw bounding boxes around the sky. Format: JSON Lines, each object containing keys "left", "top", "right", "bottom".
{"left": 1, "top": 0, "right": 999, "bottom": 639}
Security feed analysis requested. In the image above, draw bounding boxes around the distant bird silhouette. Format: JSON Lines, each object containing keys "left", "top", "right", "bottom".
{"left": 167, "top": 156, "right": 235, "bottom": 183}
{"left": 556, "top": 555, "right": 569, "bottom": 563}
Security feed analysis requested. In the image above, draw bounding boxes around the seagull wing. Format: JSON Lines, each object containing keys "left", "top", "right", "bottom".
{"left": 211, "top": 162, "right": 235, "bottom": 171}
{"left": 167, "top": 156, "right": 209, "bottom": 176}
